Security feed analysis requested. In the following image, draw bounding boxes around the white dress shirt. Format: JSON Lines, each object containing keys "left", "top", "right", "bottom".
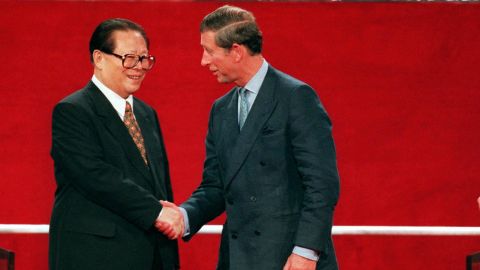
{"left": 91, "top": 75, "right": 134, "bottom": 121}
{"left": 237, "top": 58, "right": 269, "bottom": 118}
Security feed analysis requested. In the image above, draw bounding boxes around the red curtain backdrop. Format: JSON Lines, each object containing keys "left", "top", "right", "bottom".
{"left": 0, "top": 2, "right": 479, "bottom": 270}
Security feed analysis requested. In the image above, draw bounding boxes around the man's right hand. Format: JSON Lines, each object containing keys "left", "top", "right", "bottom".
{"left": 155, "top": 200, "right": 184, "bottom": 240}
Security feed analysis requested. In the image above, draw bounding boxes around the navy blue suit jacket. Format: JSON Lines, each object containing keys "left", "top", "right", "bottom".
{"left": 182, "top": 66, "right": 340, "bottom": 270}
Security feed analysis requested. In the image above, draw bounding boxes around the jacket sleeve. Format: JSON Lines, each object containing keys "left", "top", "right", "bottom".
{"left": 51, "top": 101, "right": 162, "bottom": 230}
{"left": 181, "top": 102, "right": 225, "bottom": 240}
{"left": 288, "top": 85, "right": 340, "bottom": 253}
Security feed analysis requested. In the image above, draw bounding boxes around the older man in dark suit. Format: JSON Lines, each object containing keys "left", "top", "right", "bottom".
{"left": 49, "top": 18, "right": 182, "bottom": 270}
{"left": 160, "top": 5, "right": 340, "bottom": 270}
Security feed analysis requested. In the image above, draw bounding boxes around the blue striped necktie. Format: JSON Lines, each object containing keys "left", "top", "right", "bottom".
{"left": 238, "top": 88, "right": 250, "bottom": 130}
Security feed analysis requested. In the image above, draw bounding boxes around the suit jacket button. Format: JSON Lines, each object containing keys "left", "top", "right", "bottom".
{"left": 260, "top": 161, "right": 266, "bottom": 166}
{"left": 232, "top": 233, "right": 238, "bottom": 239}
{"left": 254, "top": 230, "right": 261, "bottom": 236}
{"left": 250, "top": 196, "right": 256, "bottom": 202}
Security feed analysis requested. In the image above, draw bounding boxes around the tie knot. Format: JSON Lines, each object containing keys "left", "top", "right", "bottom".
{"left": 125, "top": 101, "right": 132, "bottom": 113}
{"left": 239, "top": 88, "right": 249, "bottom": 97}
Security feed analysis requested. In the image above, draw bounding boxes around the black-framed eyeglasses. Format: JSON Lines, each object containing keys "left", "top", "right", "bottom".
{"left": 103, "top": 51, "right": 155, "bottom": 70}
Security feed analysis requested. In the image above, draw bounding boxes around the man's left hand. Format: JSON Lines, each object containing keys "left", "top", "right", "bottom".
{"left": 283, "top": 253, "right": 317, "bottom": 270}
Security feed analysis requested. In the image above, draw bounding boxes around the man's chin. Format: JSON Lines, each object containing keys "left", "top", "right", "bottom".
{"left": 126, "top": 83, "right": 142, "bottom": 93}
{"left": 216, "top": 76, "right": 232, "bottom": 84}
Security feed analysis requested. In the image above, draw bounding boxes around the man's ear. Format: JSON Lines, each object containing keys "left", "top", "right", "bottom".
{"left": 230, "top": 43, "right": 245, "bottom": 63}
{"left": 92, "top": 50, "right": 104, "bottom": 70}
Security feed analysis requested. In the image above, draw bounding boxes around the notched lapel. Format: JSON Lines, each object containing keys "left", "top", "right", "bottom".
{"left": 134, "top": 103, "right": 163, "bottom": 163}
{"left": 223, "top": 71, "right": 278, "bottom": 189}
{"left": 85, "top": 84, "right": 152, "bottom": 181}
{"left": 134, "top": 102, "right": 168, "bottom": 199}
{"left": 219, "top": 88, "right": 240, "bottom": 162}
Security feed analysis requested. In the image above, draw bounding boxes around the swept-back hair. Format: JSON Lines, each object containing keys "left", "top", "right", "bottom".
{"left": 201, "top": 5, "right": 262, "bottom": 55}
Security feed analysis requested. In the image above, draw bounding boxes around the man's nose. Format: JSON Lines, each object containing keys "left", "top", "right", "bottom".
{"left": 201, "top": 51, "right": 210, "bottom": 67}
{"left": 132, "top": 58, "right": 144, "bottom": 70}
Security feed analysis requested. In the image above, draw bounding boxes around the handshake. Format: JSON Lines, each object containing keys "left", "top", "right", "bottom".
{"left": 155, "top": 200, "right": 185, "bottom": 240}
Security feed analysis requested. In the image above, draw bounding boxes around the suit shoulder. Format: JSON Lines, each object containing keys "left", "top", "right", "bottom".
{"left": 53, "top": 82, "right": 101, "bottom": 117}
{"left": 271, "top": 67, "right": 309, "bottom": 90}
{"left": 57, "top": 88, "right": 87, "bottom": 105}
{"left": 52, "top": 90, "right": 94, "bottom": 125}
{"left": 212, "top": 87, "right": 237, "bottom": 108}
{"left": 54, "top": 83, "right": 96, "bottom": 113}
{"left": 269, "top": 67, "right": 318, "bottom": 101}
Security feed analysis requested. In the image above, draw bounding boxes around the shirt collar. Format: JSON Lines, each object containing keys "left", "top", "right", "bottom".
{"left": 243, "top": 59, "right": 269, "bottom": 94}
{"left": 91, "top": 75, "right": 134, "bottom": 120}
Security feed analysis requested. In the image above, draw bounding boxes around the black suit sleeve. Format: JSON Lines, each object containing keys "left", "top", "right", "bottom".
{"left": 51, "top": 102, "right": 162, "bottom": 230}
{"left": 288, "top": 85, "right": 340, "bottom": 252}
{"left": 181, "top": 103, "right": 225, "bottom": 239}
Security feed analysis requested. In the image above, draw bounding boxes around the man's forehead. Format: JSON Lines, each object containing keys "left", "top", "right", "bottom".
{"left": 112, "top": 30, "right": 143, "bottom": 42}
{"left": 200, "top": 31, "right": 217, "bottom": 46}
{"left": 112, "top": 30, "right": 147, "bottom": 51}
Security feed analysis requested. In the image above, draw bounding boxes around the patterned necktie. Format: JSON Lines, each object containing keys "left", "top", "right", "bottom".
{"left": 124, "top": 101, "right": 148, "bottom": 165}
{"left": 238, "top": 88, "right": 250, "bottom": 130}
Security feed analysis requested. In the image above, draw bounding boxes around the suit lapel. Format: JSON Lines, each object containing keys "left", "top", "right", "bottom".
{"left": 223, "top": 68, "right": 278, "bottom": 189}
{"left": 219, "top": 88, "right": 240, "bottom": 154}
{"left": 134, "top": 101, "right": 168, "bottom": 199}
{"left": 84, "top": 82, "right": 152, "bottom": 181}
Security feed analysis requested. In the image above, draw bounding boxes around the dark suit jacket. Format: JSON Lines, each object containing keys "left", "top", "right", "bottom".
{"left": 49, "top": 81, "right": 179, "bottom": 270}
{"left": 181, "top": 66, "right": 340, "bottom": 270}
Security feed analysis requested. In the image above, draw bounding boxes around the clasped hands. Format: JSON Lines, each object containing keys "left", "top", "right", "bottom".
{"left": 155, "top": 200, "right": 184, "bottom": 240}
{"left": 155, "top": 201, "right": 317, "bottom": 270}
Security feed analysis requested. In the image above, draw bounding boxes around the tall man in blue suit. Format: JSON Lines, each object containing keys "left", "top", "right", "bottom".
{"left": 161, "top": 5, "right": 340, "bottom": 270}
{"left": 49, "top": 18, "right": 182, "bottom": 270}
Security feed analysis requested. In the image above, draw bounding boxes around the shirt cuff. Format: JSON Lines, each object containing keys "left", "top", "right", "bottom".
{"left": 179, "top": 207, "right": 190, "bottom": 237}
{"left": 292, "top": 246, "right": 319, "bottom": 261}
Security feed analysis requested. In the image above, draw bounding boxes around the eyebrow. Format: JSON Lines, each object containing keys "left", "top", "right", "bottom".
{"left": 117, "top": 50, "right": 149, "bottom": 55}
